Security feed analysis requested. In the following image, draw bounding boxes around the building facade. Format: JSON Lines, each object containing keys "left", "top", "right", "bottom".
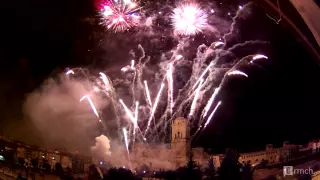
{"left": 0, "top": 136, "right": 90, "bottom": 173}
{"left": 130, "top": 117, "right": 209, "bottom": 170}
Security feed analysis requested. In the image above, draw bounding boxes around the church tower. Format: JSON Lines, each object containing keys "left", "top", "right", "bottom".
{"left": 171, "top": 117, "right": 191, "bottom": 167}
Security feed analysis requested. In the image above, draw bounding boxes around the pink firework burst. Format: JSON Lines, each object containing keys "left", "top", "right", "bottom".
{"left": 101, "top": 1, "right": 140, "bottom": 32}
{"left": 171, "top": 4, "right": 208, "bottom": 35}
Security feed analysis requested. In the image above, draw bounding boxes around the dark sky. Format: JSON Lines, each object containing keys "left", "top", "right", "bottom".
{"left": 0, "top": 0, "right": 320, "bottom": 153}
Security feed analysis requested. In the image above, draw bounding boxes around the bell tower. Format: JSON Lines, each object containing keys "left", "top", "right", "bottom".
{"left": 171, "top": 117, "right": 190, "bottom": 167}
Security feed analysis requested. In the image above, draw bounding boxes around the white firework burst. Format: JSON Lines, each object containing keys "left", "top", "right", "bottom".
{"left": 171, "top": 4, "right": 208, "bottom": 35}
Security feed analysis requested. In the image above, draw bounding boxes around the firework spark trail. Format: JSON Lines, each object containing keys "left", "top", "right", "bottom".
{"left": 102, "top": 73, "right": 123, "bottom": 137}
{"left": 202, "top": 87, "right": 220, "bottom": 119}
{"left": 251, "top": 54, "right": 268, "bottom": 63}
{"left": 155, "top": 47, "right": 253, "bottom": 132}
{"left": 144, "top": 81, "right": 152, "bottom": 106}
{"left": 134, "top": 101, "right": 139, "bottom": 136}
{"left": 145, "top": 83, "right": 165, "bottom": 134}
{"left": 131, "top": 67, "right": 137, "bottom": 106}
{"left": 167, "top": 63, "right": 174, "bottom": 113}
{"left": 192, "top": 62, "right": 213, "bottom": 89}
{"left": 71, "top": 24, "right": 268, "bottom": 147}
{"left": 227, "top": 70, "right": 248, "bottom": 77}
{"left": 189, "top": 79, "right": 203, "bottom": 116}
{"left": 121, "top": 67, "right": 129, "bottom": 72}
{"left": 213, "top": 42, "right": 225, "bottom": 48}
{"left": 80, "top": 94, "right": 101, "bottom": 121}
{"left": 119, "top": 99, "right": 136, "bottom": 125}
{"left": 204, "top": 101, "right": 222, "bottom": 128}
{"left": 176, "top": 55, "right": 183, "bottom": 60}
{"left": 99, "top": 72, "right": 110, "bottom": 91}
{"left": 155, "top": 43, "right": 224, "bottom": 128}
{"left": 123, "top": 127, "right": 129, "bottom": 152}
{"left": 135, "top": 45, "right": 149, "bottom": 99}
{"left": 66, "top": 70, "right": 75, "bottom": 75}
{"left": 137, "top": 44, "right": 146, "bottom": 63}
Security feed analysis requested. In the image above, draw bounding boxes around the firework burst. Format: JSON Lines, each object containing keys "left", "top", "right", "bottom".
{"left": 171, "top": 4, "right": 208, "bottom": 35}
{"left": 101, "top": 1, "right": 141, "bottom": 32}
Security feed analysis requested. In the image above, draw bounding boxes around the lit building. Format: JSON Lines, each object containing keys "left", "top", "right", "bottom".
{"left": 0, "top": 136, "right": 87, "bottom": 172}
{"left": 212, "top": 154, "right": 223, "bottom": 169}
{"left": 130, "top": 117, "right": 209, "bottom": 170}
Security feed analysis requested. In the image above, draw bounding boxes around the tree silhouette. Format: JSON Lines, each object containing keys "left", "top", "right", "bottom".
{"left": 241, "top": 161, "right": 253, "bottom": 180}
{"left": 55, "top": 162, "right": 63, "bottom": 177}
{"left": 17, "top": 157, "right": 25, "bottom": 167}
{"left": 297, "top": 174, "right": 312, "bottom": 180}
{"left": 204, "top": 156, "right": 216, "bottom": 180}
{"left": 31, "top": 158, "right": 38, "bottom": 169}
{"left": 88, "top": 164, "right": 103, "bottom": 180}
{"left": 3, "top": 150, "right": 15, "bottom": 171}
{"left": 218, "top": 148, "right": 241, "bottom": 180}
{"left": 42, "top": 159, "right": 51, "bottom": 173}
{"left": 176, "top": 153, "right": 202, "bottom": 180}
{"left": 159, "top": 170, "right": 177, "bottom": 180}
{"left": 104, "top": 167, "right": 140, "bottom": 180}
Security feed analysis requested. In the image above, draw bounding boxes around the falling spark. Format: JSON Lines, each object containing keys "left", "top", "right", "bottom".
{"left": 99, "top": 72, "right": 109, "bottom": 91}
{"left": 167, "top": 64, "right": 174, "bottom": 113}
{"left": 228, "top": 70, "right": 248, "bottom": 77}
{"left": 176, "top": 55, "right": 183, "bottom": 60}
{"left": 189, "top": 79, "right": 203, "bottom": 116}
{"left": 213, "top": 42, "right": 224, "bottom": 48}
{"left": 251, "top": 54, "right": 268, "bottom": 63}
{"left": 204, "top": 101, "right": 222, "bottom": 128}
{"left": 131, "top": 60, "right": 135, "bottom": 68}
{"left": 203, "top": 87, "right": 220, "bottom": 118}
{"left": 66, "top": 70, "right": 75, "bottom": 75}
{"left": 80, "top": 94, "right": 100, "bottom": 119}
{"left": 144, "top": 80, "right": 152, "bottom": 106}
{"left": 146, "top": 83, "right": 165, "bottom": 133}
{"left": 123, "top": 127, "right": 129, "bottom": 151}
{"left": 119, "top": 99, "right": 136, "bottom": 124}
{"left": 193, "top": 62, "right": 213, "bottom": 89}
{"left": 121, "top": 67, "right": 128, "bottom": 72}
{"left": 171, "top": 4, "right": 208, "bottom": 35}
{"left": 134, "top": 101, "right": 139, "bottom": 135}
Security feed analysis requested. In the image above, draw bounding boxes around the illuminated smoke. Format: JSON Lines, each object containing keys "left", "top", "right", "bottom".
{"left": 189, "top": 79, "right": 203, "bottom": 116}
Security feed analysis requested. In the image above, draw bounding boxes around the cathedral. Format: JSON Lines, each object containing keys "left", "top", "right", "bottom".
{"left": 130, "top": 117, "right": 210, "bottom": 170}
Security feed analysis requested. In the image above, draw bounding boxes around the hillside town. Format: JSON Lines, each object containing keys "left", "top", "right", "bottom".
{"left": 2, "top": 131, "right": 320, "bottom": 180}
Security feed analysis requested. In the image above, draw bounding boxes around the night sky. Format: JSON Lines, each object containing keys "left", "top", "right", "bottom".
{"left": 0, "top": 0, "right": 320, "bottom": 154}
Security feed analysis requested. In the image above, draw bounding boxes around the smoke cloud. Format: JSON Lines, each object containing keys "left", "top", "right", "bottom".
{"left": 23, "top": 74, "right": 108, "bottom": 153}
